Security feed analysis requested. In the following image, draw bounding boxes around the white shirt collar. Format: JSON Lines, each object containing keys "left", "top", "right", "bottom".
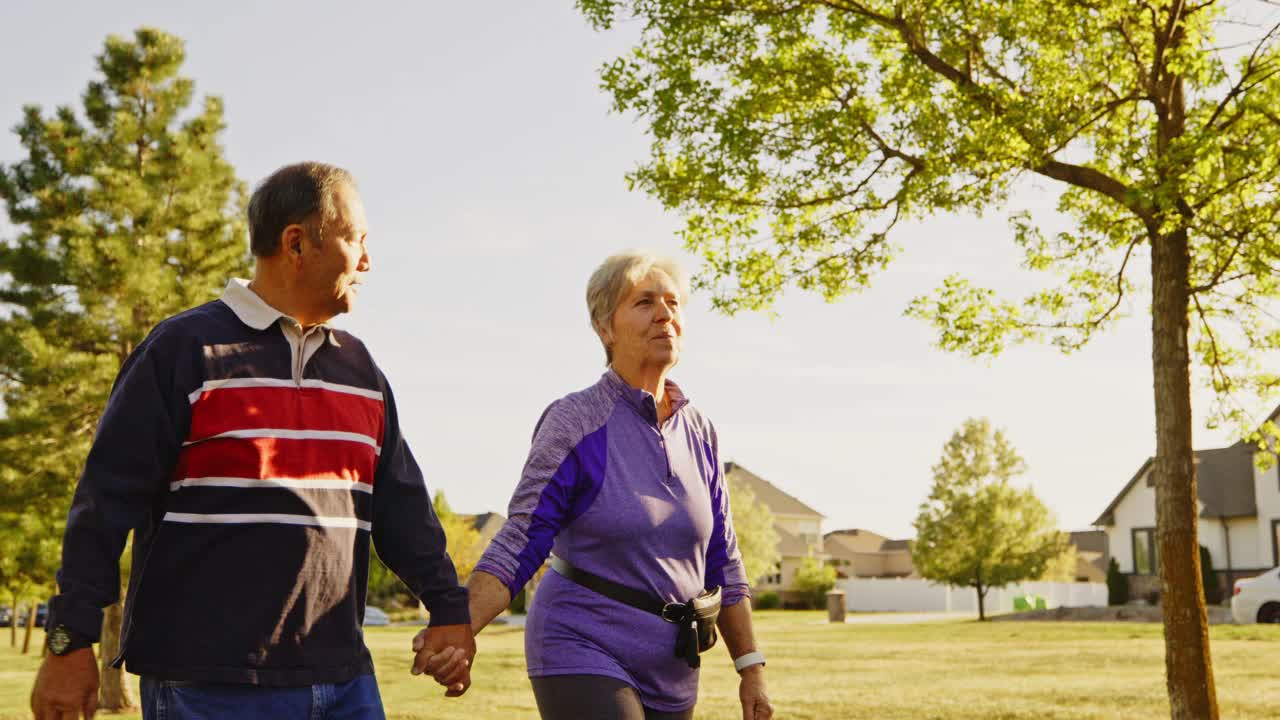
{"left": 219, "top": 279, "right": 342, "bottom": 346}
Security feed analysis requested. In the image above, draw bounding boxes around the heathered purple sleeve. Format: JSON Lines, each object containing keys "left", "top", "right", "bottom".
{"left": 702, "top": 421, "right": 751, "bottom": 607}
{"left": 474, "top": 399, "right": 605, "bottom": 600}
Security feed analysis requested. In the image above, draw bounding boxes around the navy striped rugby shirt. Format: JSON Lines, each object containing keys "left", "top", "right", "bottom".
{"left": 49, "top": 280, "right": 468, "bottom": 685}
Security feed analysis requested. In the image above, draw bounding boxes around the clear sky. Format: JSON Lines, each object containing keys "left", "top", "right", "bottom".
{"left": 1, "top": 1, "right": 1265, "bottom": 539}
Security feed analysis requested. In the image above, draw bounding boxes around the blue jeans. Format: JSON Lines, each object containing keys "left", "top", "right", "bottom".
{"left": 140, "top": 674, "right": 385, "bottom": 720}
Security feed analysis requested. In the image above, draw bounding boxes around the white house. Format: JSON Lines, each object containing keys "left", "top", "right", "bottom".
{"left": 1094, "top": 433, "right": 1280, "bottom": 601}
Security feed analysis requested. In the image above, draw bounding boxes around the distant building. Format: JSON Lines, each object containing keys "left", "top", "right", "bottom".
{"left": 463, "top": 511, "right": 506, "bottom": 543}
{"left": 823, "top": 528, "right": 915, "bottom": 579}
{"left": 1068, "top": 529, "right": 1109, "bottom": 583}
{"left": 725, "top": 462, "right": 828, "bottom": 606}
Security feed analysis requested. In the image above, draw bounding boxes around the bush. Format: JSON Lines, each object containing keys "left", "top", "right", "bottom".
{"left": 754, "top": 591, "right": 781, "bottom": 610}
{"left": 793, "top": 556, "right": 837, "bottom": 609}
{"left": 509, "top": 588, "right": 527, "bottom": 614}
{"left": 1106, "top": 557, "right": 1129, "bottom": 606}
{"left": 1199, "top": 545, "right": 1221, "bottom": 605}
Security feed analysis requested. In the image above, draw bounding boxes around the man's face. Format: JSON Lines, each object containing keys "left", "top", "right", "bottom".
{"left": 302, "top": 182, "right": 370, "bottom": 320}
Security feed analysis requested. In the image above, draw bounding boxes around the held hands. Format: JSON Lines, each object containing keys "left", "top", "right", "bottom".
{"left": 410, "top": 623, "right": 476, "bottom": 697}
{"left": 30, "top": 648, "right": 99, "bottom": 720}
{"left": 738, "top": 665, "right": 773, "bottom": 720}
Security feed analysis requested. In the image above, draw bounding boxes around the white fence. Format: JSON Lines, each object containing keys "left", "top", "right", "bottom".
{"left": 836, "top": 577, "right": 1107, "bottom": 614}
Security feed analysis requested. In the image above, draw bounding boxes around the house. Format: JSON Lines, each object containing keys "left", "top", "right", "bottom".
{"left": 463, "top": 511, "right": 506, "bottom": 543}
{"left": 1068, "top": 530, "right": 1110, "bottom": 583}
{"left": 1094, "top": 427, "right": 1280, "bottom": 601}
{"left": 823, "top": 529, "right": 916, "bottom": 579}
{"left": 724, "top": 462, "right": 828, "bottom": 605}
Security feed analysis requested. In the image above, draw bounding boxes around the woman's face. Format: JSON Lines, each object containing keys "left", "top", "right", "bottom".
{"left": 605, "top": 268, "right": 684, "bottom": 373}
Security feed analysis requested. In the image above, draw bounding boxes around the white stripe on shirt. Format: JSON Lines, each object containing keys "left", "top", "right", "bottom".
{"left": 187, "top": 377, "right": 384, "bottom": 405}
{"left": 163, "top": 512, "right": 371, "bottom": 531}
{"left": 182, "top": 428, "right": 381, "bottom": 454}
{"left": 169, "top": 477, "right": 373, "bottom": 494}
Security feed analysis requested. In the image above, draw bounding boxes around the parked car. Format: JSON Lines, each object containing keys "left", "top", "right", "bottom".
{"left": 0, "top": 606, "right": 11, "bottom": 628}
{"left": 363, "top": 606, "right": 390, "bottom": 626}
{"left": 1231, "top": 566, "right": 1280, "bottom": 624}
{"left": 16, "top": 603, "right": 49, "bottom": 628}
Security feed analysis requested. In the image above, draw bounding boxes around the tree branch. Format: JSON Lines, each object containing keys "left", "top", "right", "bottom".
{"left": 1033, "top": 161, "right": 1155, "bottom": 228}
{"left": 1192, "top": 294, "right": 1235, "bottom": 396}
{"left": 1205, "top": 18, "right": 1280, "bottom": 130}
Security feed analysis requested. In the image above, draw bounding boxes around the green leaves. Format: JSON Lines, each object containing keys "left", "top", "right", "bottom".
{"left": 911, "top": 418, "right": 1067, "bottom": 609}
{"left": 585, "top": 0, "right": 1280, "bottom": 443}
{"left": 792, "top": 554, "right": 837, "bottom": 608}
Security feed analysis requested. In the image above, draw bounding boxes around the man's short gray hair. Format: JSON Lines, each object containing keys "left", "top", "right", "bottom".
{"left": 586, "top": 249, "right": 690, "bottom": 365}
{"left": 247, "top": 162, "right": 356, "bottom": 257}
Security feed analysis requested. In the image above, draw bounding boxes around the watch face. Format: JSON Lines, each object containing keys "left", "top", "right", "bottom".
{"left": 48, "top": 626, "right": 71, "bottom": 655}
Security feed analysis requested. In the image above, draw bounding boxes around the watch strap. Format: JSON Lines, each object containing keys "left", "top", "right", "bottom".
{"left": 733, "top": 650, "right": 766, "bottom": 672}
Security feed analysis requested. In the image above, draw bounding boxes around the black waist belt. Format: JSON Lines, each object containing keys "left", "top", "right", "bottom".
{"left": 549, "top": 557, "right": 721, "bottom": 668}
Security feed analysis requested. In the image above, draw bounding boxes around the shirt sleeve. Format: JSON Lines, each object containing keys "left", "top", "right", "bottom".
{"left": 49, "top": 326, "right": 189, "bottom": 641}
{"left": 702, "top": 421, "right": 751, "bottom": 607}
{"left": 370, "top": 375, "right": 469, "bottom": 627}
{"left": 474, "top": 400, "right": 602, "bottom": 600}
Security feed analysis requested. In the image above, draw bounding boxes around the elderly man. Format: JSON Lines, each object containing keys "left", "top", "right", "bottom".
{"left": 30, "top": 162, "right": 475, "bottom": 720}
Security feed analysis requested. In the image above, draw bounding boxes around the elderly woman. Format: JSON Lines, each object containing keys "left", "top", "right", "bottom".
{"left": 428, "top": 251, "right": 773, "bottom": 719}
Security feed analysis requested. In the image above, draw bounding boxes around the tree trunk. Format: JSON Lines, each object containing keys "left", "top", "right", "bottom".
{"left": 975, "top": 582, "right": 986, "bottom": 621}
{"left": 21, "top": 603, "right": 36, "bottom": 654}
{"left": 97, "top": 602, "right": 135, "bottom": 711}
{"left": 1150, "top": 227, "right": 1218, "bottom": 720}
{"left": 8, "top": 591, "right": 15, "bottom": 647}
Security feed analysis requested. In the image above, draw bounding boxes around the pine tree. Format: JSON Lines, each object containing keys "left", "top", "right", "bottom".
{"left": 0, "top": 27, "right": 248, "bottom": 710}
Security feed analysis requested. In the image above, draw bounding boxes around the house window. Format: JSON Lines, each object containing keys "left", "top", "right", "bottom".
{"left": 760, "top": 562, "right": 782, "bottom": 586}
{"left": 1132, "top": 527, "right": 1158, "bottom": 575}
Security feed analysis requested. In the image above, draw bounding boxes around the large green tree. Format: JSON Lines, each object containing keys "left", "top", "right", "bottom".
{"left": 910, "top": 418, "right": 1067, "bottom": 621}
{"left": 0, "top": 27, "right": 249, "bottom": 710}
{"left": 578, "top": 1, "right": 1280, "bottom": 715}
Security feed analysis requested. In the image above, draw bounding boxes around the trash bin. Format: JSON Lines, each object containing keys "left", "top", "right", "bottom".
{"left": 826, "top": 589, "right": 846, "bottom": 623}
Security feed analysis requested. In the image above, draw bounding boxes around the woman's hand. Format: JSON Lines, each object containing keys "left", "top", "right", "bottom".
{"left": 738, "top": 665, "right": 773, "bottom": 720}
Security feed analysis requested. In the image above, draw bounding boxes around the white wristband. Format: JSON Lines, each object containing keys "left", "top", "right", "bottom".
{"left": 733, "top": 651, "right": 766, "bottom": 673}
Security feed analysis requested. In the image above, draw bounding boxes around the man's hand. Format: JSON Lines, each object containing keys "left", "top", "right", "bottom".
{"left": 31, "top": 648, "right": 99, "bottom": 720}
{"left": 738, "top": 665, "right": 773, "bottom": 720}
{"left": 410, "top": 623, "right": 476, "bottom": 697}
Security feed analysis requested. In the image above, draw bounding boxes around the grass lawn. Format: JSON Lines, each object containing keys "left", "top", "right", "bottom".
{"left": 2, "top": 612, "right": 1277, "bottom": 719}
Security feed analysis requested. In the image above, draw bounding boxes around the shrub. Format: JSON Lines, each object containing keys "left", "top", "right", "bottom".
{"left": 509, "top": 588, "right": 528, "bottom": 614}
{"left": 1199, "top": 545, "right": 1221, "bottom": 605}
{"left": 754, "top": 591, "right": 781, "bottom": 610}
{"left": 793, "top": 556, "right": 837, "bottom": 609}
{"left": 1106, "top": 557, "right": 1129, "bottom": 606}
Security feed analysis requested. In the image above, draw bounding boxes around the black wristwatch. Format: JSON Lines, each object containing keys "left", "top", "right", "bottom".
{"left": 47, "top": 625, "right": 93, "bottom": 655}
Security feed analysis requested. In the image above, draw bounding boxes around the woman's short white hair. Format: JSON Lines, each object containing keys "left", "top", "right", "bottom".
{"left": 586, "top": 249, "right": 690, "bottom": 364}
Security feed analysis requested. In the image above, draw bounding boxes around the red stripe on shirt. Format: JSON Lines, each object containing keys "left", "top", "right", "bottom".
{"left": 174, "top": 436, "right": 379, "bottom": 486}
{"left": 187, "top": 386, "right": 384, "bottom": 445}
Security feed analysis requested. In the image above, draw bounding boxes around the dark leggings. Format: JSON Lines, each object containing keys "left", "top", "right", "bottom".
{"left": 530, "top": 674, "right": 694, "bottom": 720}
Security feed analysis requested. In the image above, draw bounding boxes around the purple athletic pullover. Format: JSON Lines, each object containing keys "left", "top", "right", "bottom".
{"left": 473, "top": 370, "right": 750, "bottom": 712}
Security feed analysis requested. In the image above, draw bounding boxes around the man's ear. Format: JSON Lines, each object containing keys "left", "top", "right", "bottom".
{"left": 282, "top": 224, "right": 306, "bottom": 264}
